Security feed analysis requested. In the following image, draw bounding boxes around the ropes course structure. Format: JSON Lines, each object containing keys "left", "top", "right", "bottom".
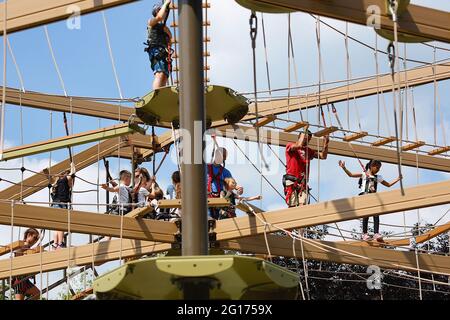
{"left": 0, "top": 0, "right": 449, "bottom": 300}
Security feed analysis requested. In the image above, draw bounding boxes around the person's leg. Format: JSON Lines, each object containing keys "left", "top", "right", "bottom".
{"left": 373, "top": 215, "right": 380, "bottom": 234}
{"left": 362, "top": 218, "right": 369, "bottom": 234}
{"left": 153, "top": 72, "right": 168, "bottom": 89}
{"left": 25, "top": 286, "right": 40, "bottom": 300}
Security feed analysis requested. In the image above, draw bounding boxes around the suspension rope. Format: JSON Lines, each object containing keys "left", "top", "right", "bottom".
{"left": 249, "top": 11, "right": 269, "bottom": 171}
{"left": 387, "top": 0, "right": 405, "bottom": 196}
{"left": 101, "top": 11, "right": 124, "bottom": 100}
{"left": 0, "top": 0, "right": 7, "bottom": 158}
{"left": 6, "top": 38, "right": 25, "bottom": 93}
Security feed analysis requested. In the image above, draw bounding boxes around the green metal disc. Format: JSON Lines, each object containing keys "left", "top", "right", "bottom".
{"left": 235, "top": 0, "right": 295, "bottom": 13}
{"left": 93, "top": 255, "right": 298, "bottom": 300}
{"left": 135, "top": 85, "right": 249, "bottom": 127}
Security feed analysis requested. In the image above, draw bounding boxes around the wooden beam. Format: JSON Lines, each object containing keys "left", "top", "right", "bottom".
{"left": 251, "top": 0, "right": 450, "bottom": 43}
{"left": 0, "top": 0, "right": 137, "bottom": 35}
{"left": 0, "top": 240, "right": 24, "bottom": 256}
{"left": 71, "top": 288, "right": 93, "bottom": 300}
{"left": 219, "top": 235, "right": 450, "bottom": 275}
{"left": 314, "top": 126, "right": 339, "bottom": 137}
{"left": 428, "top": 146, "right": 450, "bottom": 156}
{"left": 2, "top": 87, "right": 138, "bottom": 123}
{"left": 401, "top": 141, "right": 426, "bottom": 152}
{"left": 157, "top": 198, "right": 230, "bottom": 209}
{"left": 5, "top": 63, "right": 450, "bottom": 128}
{"left": 343, "top": 131, "right": 368, "bottom": 142}
{"left": 283, "top": 121, "right": 309, "bottom": 133}
{"left": 345, "top": 221, "right": 450, "bottom": 248}
{"left": 254, "top": 115, "right": 277, "bottom": 128}
{"left": 218, "top": 125, "right": 450, "bottom": 172}
{"left": 0, "top": 123, "right": 144, "bottom": 161}
{"left": 372, "top": 136, "right": 397, "bottom": 146}
{"left": 214, "top": 179, "right": 450, "bottom": 241}
{"left": 0, "top": 239, "right": 171, "bottom": 279}
{"left": 124, "top": 206, "right": 153, "bottom": 219}
{"left": 0, "top": 202, "right": 178, "bottom": 243}
{"left": 0, "top": 138, "right": 125, "bottom": 201}
{"left": 243, "top": 63, "right": 450, "bottom": 122}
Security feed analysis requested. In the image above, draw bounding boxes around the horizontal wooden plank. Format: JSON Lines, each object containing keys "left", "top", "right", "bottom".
{"left": 158, "top": 198, "right": 230, "bottom": 208}
{"left": 214, "top": 179, "right": 450, "bottom": 241}
{"left": 1, "top": 123, "right": 143, "bottom": 161}
{"left": 0, "top": 240, "right": 24, "bottom": 256}
{"left": 219, "top": 234, "right": 450, "bottom": 275}
{"left": 0, "top": 0, "right": 137, "bottom": 35}
{"left": 343, "top": 131, "right": 368, "bottom": 142}
{"left": 217, "top": 125, "right": 450, "bottom": 172}
{"left": 250, "top": 0, "right": 450, "bottom": 43}
{"left": 0, "top": 203, "right": 178, "bottom": 243}
{"left": 0, "top": 239, "right": 171, "bottom": 279}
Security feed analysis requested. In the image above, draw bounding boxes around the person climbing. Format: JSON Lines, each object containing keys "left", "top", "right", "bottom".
{"left": 101, "top": 170, "right": 133, "bottom": 215}
{"left": 146, "top": 0, "right": 173, "bottom": 89}
{"left": 133, "top": 167, "right": 151, "bottom": 207}
{"left": 339, "top": 159, "right": 402, "bottom": 241}
{"left": 11, "top": 228, "right": 41, "bottom": 300}
{"left": 207, "top": 147, "right": 243, "bottom": 220}
{"left": 50, "top": 162, "right": 76, "bottom": 249}
{"left": 284, "top": 127, "right": 329, "bottom": 207}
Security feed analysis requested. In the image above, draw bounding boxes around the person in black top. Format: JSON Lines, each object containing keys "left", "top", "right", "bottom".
{"left": 146, "top": 0, "right": 172, "bottom": 89}
{"left": 50, "top": 162, "right": 76, "bottom": 249}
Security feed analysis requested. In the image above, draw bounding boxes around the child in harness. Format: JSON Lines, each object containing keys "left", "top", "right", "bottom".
{"left": 146, "top": 0, "right": 173, "bottom": 89}
{"left": 339, "top": 159, "right": 402, "bottom": 241}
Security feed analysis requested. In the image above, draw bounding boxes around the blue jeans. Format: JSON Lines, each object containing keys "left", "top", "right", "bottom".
{"left": 148, "top": 47, "right": 169, "bottom": 77}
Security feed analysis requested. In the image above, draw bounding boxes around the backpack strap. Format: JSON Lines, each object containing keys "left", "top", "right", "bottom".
{"left": 207, "top": 164, "right": 224, "bottom": 195}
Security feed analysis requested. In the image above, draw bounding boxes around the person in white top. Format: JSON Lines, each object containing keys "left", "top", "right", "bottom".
{"left": 134, "top": 167, "right": 151, "bottom": 207}
{"left": 102, "top": 170, "right": 133, "bottom": 215}
{"left": 339, "top": 159, "right": 402, "bottom": 242}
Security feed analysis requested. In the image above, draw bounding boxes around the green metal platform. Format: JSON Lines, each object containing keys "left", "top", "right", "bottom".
{"left": 93, "top": 255, "right": 299, "bottom": 300}
{"left": 135, "top": 85, "right": 249, "bottom": 127}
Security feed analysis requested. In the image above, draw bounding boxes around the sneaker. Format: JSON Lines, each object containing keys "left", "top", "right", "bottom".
{"left": 373, "top": 233, "right": 383, "bottom": 241}
{"left": 362, "top": 233, "right": 371, "bottom": 241}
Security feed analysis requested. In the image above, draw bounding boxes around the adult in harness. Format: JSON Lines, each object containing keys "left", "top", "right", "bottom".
{"left": 207, "top": 147, "right": 243, "bottom": 220}
{"left": 146, "top": 0, "right": 173, "bottom": 89}
{"left": 283, "top": 127, "right": 330, "bottom": 207}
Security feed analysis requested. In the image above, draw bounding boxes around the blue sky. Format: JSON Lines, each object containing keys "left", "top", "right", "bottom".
{"left": 0, "top": 0, "right": 449, "bottom": 298}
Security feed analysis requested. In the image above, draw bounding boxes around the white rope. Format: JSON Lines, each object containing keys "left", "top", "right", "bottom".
{"left": 291, "top": 237, "right": 306, "bottom": 300}
{"left": 102, "top": 11, "right": 124, "bottom": 100}
{"left": 0, "top": 0, "right": 7, "bottom": 157}
{"left": 6, "top": 38, "right": 25, "bottom": 93}
{"left": 9, "top": 201, "right": 13, "bottom": 300}
{"left": 44, "top": 26, "right": 68, "bottom": 97}
{"left": 415, "top": 248, "right": 423, "bottom": 300}
{"left": 299, "top": 234, "right": 310, "bottom": 300}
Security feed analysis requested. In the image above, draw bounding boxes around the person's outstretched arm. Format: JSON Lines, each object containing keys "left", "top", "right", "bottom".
{"left": 317, "top": 135, "right": 330, "bottom": 159}
{"left": 339, "top": 160, "right": 363, "bottom": 178}
{"left": 381, "top": 175, "right": 402, "bottom": 188}
{"left": 148, "top": 0, "right": 171, "bottom": 27}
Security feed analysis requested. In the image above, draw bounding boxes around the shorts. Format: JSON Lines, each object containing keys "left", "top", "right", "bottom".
{"left": 51, "top": 203, "right": 69, "bottom": 209}
{"left": 285, "top": 181, "right": 309, "bottom": 207}
{"left": 148, "top": 47, "right": 169, "bottom": 77}
{"left": 12, "top": 276, "right": 34, "bottom": 295}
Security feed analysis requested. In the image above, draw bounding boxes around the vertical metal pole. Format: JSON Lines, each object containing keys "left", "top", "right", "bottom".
{"left": 179, "top": 0, "right": 208, "bottom": 257}
{"left": 179, "top": 0, "right": 209, "bottom": 300}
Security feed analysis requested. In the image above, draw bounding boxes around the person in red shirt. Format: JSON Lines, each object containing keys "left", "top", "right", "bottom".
{"left": 284, "top": 127, "right": 330, "bottom": 207}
